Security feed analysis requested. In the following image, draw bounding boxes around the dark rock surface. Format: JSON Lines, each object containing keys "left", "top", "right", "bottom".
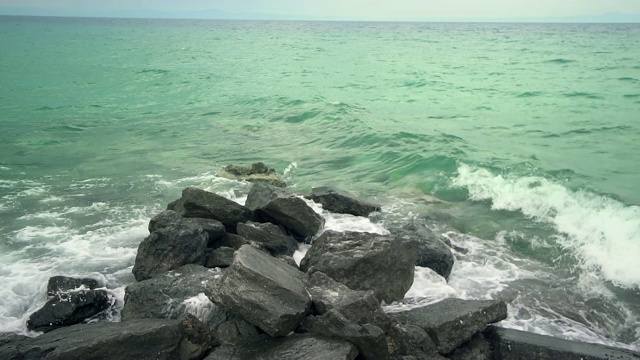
{"left": 484, "top": 325, "right": 640, "bottom": 360}
{"left": 245, "top": 182, "right": 290, "bottom": 211}
{"left": 213, "top": 233, "right": 249, "bottom": 250}
{"left": 179, "top": 187, "right": 254, "bottom": 232}
{"left": 236, "top": 221, "right": 299, "bottom": 256}
{"left": 149, "top": 210, "right": 226, "bottom": 246}
{"left": 386, "top": 322, "right": 442, "bottom": 360}
{"left": 392, "top": 223, "right": 455, "bottom": 280}
{"left": 215, "top": 317, "right": 261, "bottom": 345}
{"left": 304, "top": 186, "right": 381, "bottom": 217}
{"left": 46, "top": 276, "right": 101, "bottom": 297}
{"left": 206, "top": 246, "right": 236, "bottom": 268}
{"left": 1, "top": 315, "right": 211, "bottom": 360}
{"left": 219, "top": 162, "right": 287, "bottom": 188}
{"left": 387, "top": 298, "right": 507, "bottom": 355}
{"left": 300, "top": 231, "right": 418, "bottom": 303}
{"left": 210, "top": 245, "right": 311, "bottom": 337}
{"left": 204, "top": 333, "right": 358, "bottom": 360}
{"left": 260, "top": 197, "right": 324, "bottom": 239}
{"left": 132, "top": 223, "right": 209, "bottom": 281}
{"left": 447, "top": 333, "right": 492, "bottom": 360}
{"left": 27, "top": 289, "right": 110, "bottom": 333}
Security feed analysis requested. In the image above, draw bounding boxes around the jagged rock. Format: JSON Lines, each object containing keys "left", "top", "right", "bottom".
{"left": 236, "top": 221, "right": 299, "bottom": 256}
{"left": 178, "top": 187, "right": 254, "bottom": 232}
{"left": 219, "top": 162, "right": 287, "bottom": 188}
{"left": 149, "top": 210, "right": 226, "bottom": 246}
{"left": 213, "top": 233, "right": 249, "bottom": 250}
{"left": 122, "top": 264, "right": 230, "bottom": 334}
{"left": 307, "top": 272, "right": 390, "bottom": 331}
{"left": 215, "top": 317, "right": 260, "bottom": 345}
{"left": 302, "top": 309, "right": 390, "bottom": 360}
{"left": 204, "top": 334, "right": 358, "bottom": 360}
{"left": 46, "top": 276, "right": 101, "bottom": 297}
{"left": 132, "top": 223, "right": 209, "bottom": 281}
{"left": 210, "top": 245, "right": 311, "bottom": 337}
{"left": 387, "top": 298, "right": 507, "bottom": 355}
{"left": 392, "top": 223, "right": 455, "bottom": 280}
{"left": 259, "top": 197, "right": 324, "bottom": 239}
{"left": 245, "top": 182, "right": 289, "bottom": 211}
{"left": 206, "top": 247, "right": 235, "bottom": 268}
{"left": 483, "top": 325, "right": 640, "bottom": 360}
{"left": 1, "top": 315, "right": 211, "bottom": 360}
{"left": 26, "top": 289, "right": 110, "bottom": 333}
{"left": 386, "top": 322, "right": 443, "bottom": 360}
{"left": 447, "top": 333, "right": 492, "bottom": 360}
{"left": 300, "top": 231, "right": 418, "bottom": 303}
{"left": 304, "top": 186, "right": 381, "bottom": 216}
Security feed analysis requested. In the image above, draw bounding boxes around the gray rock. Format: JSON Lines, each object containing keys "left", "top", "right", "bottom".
{"left": 26, "top": 290, "right": 110, "bottom": 333}
{"left": 245, "top": 182, "right": 290, "bottom": 211}
{"left": 483, "top": 325, "right": 640, "bottom": 360}
{"left": 179, "top": 187, "right": 254, "bottom": 232}
{"left": 215, "top": 317, "right": 260, "bottom": 345}
{"left": 392, "top": 223, "right": 455, "bottom": 280}
{"left": 149, "top": 210, "right": 226, "bottom": 246}
{"left": 132, "top": 224, "right": 209, "bottom": 281}
{"left": 204, "top": 333, "right": 358, "bottom": 360}
{"left": 236, "top": 221, "right": 299, "bottom": 256}
{"left": 387, "top": 298, "right": 507, "bottom": 355}
{"left": 206, "top": 247, "right": 236, "bottom": 268}
{"left": 386, "top": 322, "right": 441, "bottom": 360}
{"left": 210, "top": 245, "right": 312, "bottom": 337}
{"left": 446, "top": 333, "right": 492, "bottom": 360}
{"left": 46, "top": 276, "right": 101, "bottom": 297}
{"left": 122, "top": 264, "right": 230, "bottom": 334}
{"left": 219, "top": 162, "right": 287, "bottom": 188}
{"left": 1, "top": 315, "right": 211, "bottom": 360}
{"left": 261, "top": 197, "right": 324, "bottom": 239}
{"left": 300, "top": 231, "right": 418, "bottom": 303}
{"left": 278, "top": 255, "right": 298, "bottom": 268}
{"left": 304, "top": 186, "right": 381, "bottom": 217}
{"left": 0, "top": 333, "right": 28, "bottom": 347}
{"left": 213, "top": 233, "right": 249, "bottom": 250}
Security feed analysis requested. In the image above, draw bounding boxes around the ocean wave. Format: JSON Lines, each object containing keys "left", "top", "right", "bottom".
{"left": 452, "top": 164, "right": 640, "bottom": 289}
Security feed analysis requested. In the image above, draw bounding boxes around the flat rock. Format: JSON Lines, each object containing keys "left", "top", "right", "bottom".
{"left": 46, "top": 276, "right": 101, "bottom": 297}
{"left": 149, "top": 210, "right": 226, "bottom": 246}
{"left": 204, "top": 333, "right": 358, "bottom": 360}
{"left": 300, "top": 231, "right": 418, "bottom": 303}
{"left": 236, "top": 221, "right": 299, "bottom": 256}
{"left": 260, "top": 197, "right": 325, "bottom": 239}
{"left": 27, "top": 289, "right": 110, "bottom": 333}
{"left": 304, "top": 186, "right": 380, "bottom": 216}
{"left": 206, "top": 247, "right": 236, "bottom": 268}
{"left": 0, "top": 315, "right": 211, "bottom": 360}
{"left": 179, "top": 187, "right": 253, "bottom": 232}
{"left": 387, "top": 298, "right": 507, "bottom": 355}
{"left": 209, "top": 245, "right": 311, "bottom": 337}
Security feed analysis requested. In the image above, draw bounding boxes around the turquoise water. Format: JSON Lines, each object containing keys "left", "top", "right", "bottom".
{"left": 1, "top": 16, "right": 639, "bottom": 349}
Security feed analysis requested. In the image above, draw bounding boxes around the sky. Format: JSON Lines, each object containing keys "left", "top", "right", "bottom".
{"left": 1, "top": 0, "right": 640, "bottom": 21}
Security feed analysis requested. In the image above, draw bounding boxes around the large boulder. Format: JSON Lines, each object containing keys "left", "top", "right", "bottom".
{"left": 304, "top": 186, "right": 380, "bottom": 217}
{"left": 300, "top": 231, "right": 418, "bottom": 303}
{"left": 236, "top": 221, "right": 299, "bottom": 256}
{"left": 447, "top": 333, "right": 492, "bottom": 360}
{"left": 259, "top": 197, "right": 324, "bottom": 239}
{"left": 205, "top": 247, "right": 236, "bottom": 268}
{"left": 204, "top": 334, "right": 358, "bottom": 360}
{"left": 386, "top": 322, "right": 444, "bottom": 360}
{"left": 178, "top": 187, "right": 254, "bottom": 232}
{"left": 208, "top": 245, "right": 312, "bottom": 337}
{"left": 219, "top": 162, "right": 287, "bottom": 188}
{"left": 46, "top": 276, "right": 101, "bottom": 297}
{"left": 215, "top": 317, "right": 261, "bottom": 345}
{"left": 26, "top": 289, "right": 110, "bottom": 333}
{"left": 122, "top": 264, "right": 230, "bottom": 334}
{"left": 392, "top": 223, "right": 455, "bottom": 280}
{"left": 245, "top": 182, "right": 289, "bottom": 211}
{"left": 1, "top": 315, "right": 211, "bottom": 360}
{"left": 149, "top": 210, "right": 226, "bottom": 246}
{"left": 132, "top": 223, "right": 208, "bottom": 281}
{"left": 387, "top": 298, "right": 507, "bottom": 355}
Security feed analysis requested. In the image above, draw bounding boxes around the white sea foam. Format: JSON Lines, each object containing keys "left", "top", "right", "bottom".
{"left": 452, "top": 163, "right": 640, "bottom": 289}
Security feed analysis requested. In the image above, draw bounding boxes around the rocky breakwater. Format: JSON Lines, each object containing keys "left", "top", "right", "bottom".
{"left": 2, "top": 163, "right": 639, "bottom": 360}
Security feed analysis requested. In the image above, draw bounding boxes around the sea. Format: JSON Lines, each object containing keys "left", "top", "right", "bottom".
{"left": 0, "top": 16, "right": 639, "bottom": 350}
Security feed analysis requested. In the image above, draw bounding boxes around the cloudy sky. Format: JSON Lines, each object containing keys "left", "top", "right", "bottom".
{"left": 1, "top": 0, "right": 640, "bottom": 21}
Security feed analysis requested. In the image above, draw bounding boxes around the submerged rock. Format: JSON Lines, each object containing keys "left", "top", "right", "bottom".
{"left": 219, "top": 162, "right": 287, "bottom": 188}
{"left": 27, "top": 289, "right": 110, "bottom": 333}
{"left": 304, "top": 186, "right": 381, "bottom": 217}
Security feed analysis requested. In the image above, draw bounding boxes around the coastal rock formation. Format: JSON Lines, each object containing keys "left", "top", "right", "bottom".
{"left": 300, "top": 230, "right": 418, "bottom": 303}
{"left": 392, "top": 223, "right": 455, "bottom": 280}
{"left": 27, "top": 289, "right": 110, "bottom": 333}
{"left": 244, "top": 182, "right": 289, "bottom": 211}
{"left": 205, "top": 246, "right": 235, "bottom": 268}
{"left": 304, "top": 186, "right": 381, "bottom": 216}
{"left": 149, "top": 210, "right": 226, "bottom": 246}
{"left": 236, "top": 221, "right": 299, "bottom": 256}
{"left": 219, "top": 162, "right": 287, "bottom": 188}
{"left": 386, "top": 322, "right": 443, "bottom": 359}
{"left": 176, "top": 187, "right": 254, "bottom": 232}
{"left": 46, "top": 275, "right": 101, "bottom": 297}
{"left": 260, "top": 196, "right": 325, "bottom": 239}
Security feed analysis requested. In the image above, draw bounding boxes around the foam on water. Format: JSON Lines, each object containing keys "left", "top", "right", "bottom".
{"left": 452, "top": 163, "right": 640, "bottom": 289}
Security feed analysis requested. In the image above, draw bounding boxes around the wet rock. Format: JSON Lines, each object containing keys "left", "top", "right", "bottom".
{"left": 205, "top": 247, "right": 235, "bottom": 268}
{"left": 26, "top": 289, "right": 110, "bottom": 333}
{"left": 210, "top": 245, "right": 311, "bottom": 337}
{"left": 179, "top": 187, "right": 254, "bottom": 232}
{"left": 219, "top": 162, "right": 286, "bottom": 188}
{"left": 215, "top": 317, "right": 260, "bottom": 345}
{"left": 204, "top": 333, "right": 358, "bottom": 360}
{"left": 213, "top": 233, "right": 249, "bottom": 250}
{"left": 260, "top": 197, "right": 324, "bottom": 239}
{"left": 46, "top": 276, "right": 101, "bottom": 297}
{"left": 236, "top": 221, "right": 299, "bottom": 256}
{"left": 300, "top": 231, "right": 418, "bottom": 303}
{"left": 1, "top": 315, "right": 211, "bottom": 360}
{"left": 447, "top": 333, "right": 492, "bottom": 360}
{"left": 387, "top": 298, "right": 507, "bottom": 355}
{"left": 245, "top": 182, "right": 289, "bottom": 211}
{"left": 392, "top": 223, "right": 455, "bottom": 280}
{"left": 304, "top": 186, "right": 380, "bottom": 217}
{"left": 149, "top": 210, "right": 226, "bottom": 246}
{"left": 386, "top": 322, "right": 443, "bottom": 360}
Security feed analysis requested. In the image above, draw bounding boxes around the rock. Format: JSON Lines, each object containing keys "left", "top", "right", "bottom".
{"left": 278, "top": 255, "right": 298, "bottom": 268}
{"left": 46, "top": 276, "right": 101, "bottom": 297}
{"left": 260, "top": 197, "right": 324, "bottom": 239}
{"left": 213, "top": 233, "right": 249, "bottom": 250}
{"left": 215, "top": 317, "right": 260, "bottom": 345}
{"left": 483, "top": 325, "right": 640, "bottom": 360}
{"left": 300, "top": 231, "right": 418, "bottom": 303}
{"left": 1, "top": 315, "right": 211, "bottom": 360}
{"left": 219, "top": 162, "right": 287, "bottom": 188}
{"left": 204, "top": 334, "right": 358, "bottom": 360}
{"left": 122, "top": 264, "right": 230, "bottom": 334}
{"left": 302, "top": 309, "right": 389, "bottom": 360}
{"left": 392, "top": 223, "right": 455, "bottom": 280}
{"left": 132, "top": 223, "right": 209, "bottom": 281}
{"left": 210, "top": 245, "right": 312, "bottom": 337}
{"left": 179, "top": 187, "right": 254, "bottom": 232}
{"left": 304, "top": 186, "right": 381, "bottom": 217}
{"left": 446, "top": 333, "right": 492, "bottom": 360}
{"left": 386, "top": 322, "right": 442, "bottom": 360}
{"left": 387, "top": 298, "right": 507, "bottom": 355}
{"left": 236, "top": 221, "right": 299, "bottom": 256}
{"left": 307, "top": 272, "right": 390, "bottom": 331}
{"left": 245, "top": 182, "right": 289, "bottom": 211}
{"left": 0, "top": 333, "right": 29, "bottom": 346}
{"left": 26, "top": 289, "right": 110, "bottom": 333}
{"left": 206, "top": 247, "right": 236, "bottom": 268}
{"left": 149, "top": 210, "right": 226, "bottom": 246}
